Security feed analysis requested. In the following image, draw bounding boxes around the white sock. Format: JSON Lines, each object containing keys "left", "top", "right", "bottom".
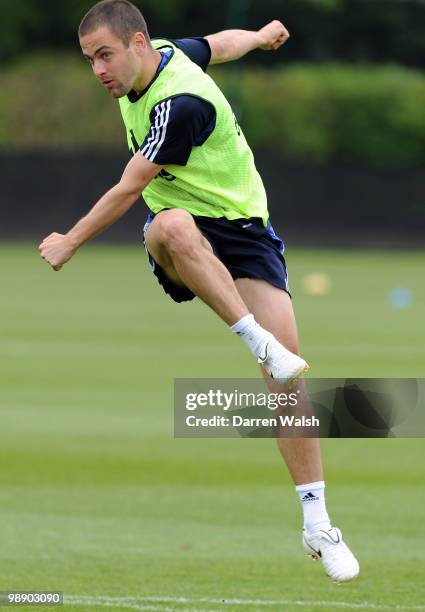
{"left": 230, "top": 314, "right": 272, "bottom": 359}
{"left": 296, "top": 480, "right": 332, "bottom": 534}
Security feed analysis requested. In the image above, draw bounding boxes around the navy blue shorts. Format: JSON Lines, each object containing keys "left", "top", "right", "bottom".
{"left": 143, "top": 212, "right": 290, "bottom": 303}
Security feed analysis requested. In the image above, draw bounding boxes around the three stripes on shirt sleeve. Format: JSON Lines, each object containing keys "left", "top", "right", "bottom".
{"left": 141, "top": 99, "right": 172, "bottom": 162}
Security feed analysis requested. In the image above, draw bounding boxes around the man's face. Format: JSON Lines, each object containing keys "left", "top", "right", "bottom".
{"left": 80, "top": 26, "right": 143, "bottom": 98}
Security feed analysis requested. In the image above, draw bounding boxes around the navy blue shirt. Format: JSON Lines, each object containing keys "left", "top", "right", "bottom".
{"left": 138, "top": 38, "right": 216, "bottom": 166}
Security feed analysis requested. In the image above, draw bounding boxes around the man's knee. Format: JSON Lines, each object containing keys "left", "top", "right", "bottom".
{"left": 147, "top": 209, "right": 198, "bottom": 255}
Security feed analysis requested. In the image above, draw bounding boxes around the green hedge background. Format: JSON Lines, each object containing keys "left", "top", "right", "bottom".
{"left": 2, "top": 0, "right": 425, "bottom": 68}
{"left": 2, "top": 54, "right": 424, "bottom": 167}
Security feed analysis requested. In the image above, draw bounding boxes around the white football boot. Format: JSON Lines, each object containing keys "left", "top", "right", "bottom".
{"left": 257, "top": 336, "right": 309, "bottom": 384}
{"left": 303, "top": 526, "right": 360, "bottom": 583}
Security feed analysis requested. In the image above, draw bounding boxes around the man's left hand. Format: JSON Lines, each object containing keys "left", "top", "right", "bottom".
{"left": 39, "top": 233, "right": 76, "bottom": 271}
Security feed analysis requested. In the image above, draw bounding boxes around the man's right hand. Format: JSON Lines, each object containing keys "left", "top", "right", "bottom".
{"left": 257, "top": 20, "right": 290, "bottom": 52}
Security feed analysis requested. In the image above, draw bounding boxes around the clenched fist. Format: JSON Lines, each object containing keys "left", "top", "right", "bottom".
{"left": 258, "top": 20, "right": 290, "bottom": 51}
{"left": 39, "top": 233, "right": 76, "bottom": 271}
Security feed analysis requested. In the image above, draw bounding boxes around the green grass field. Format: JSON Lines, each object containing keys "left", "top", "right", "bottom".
{"left": 0, "top": 243, "right": 424, "bottom": 612}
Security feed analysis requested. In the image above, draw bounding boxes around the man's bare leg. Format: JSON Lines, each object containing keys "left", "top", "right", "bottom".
{"left": 146, "top": 210, "right": 319, "bottom": 485}
{"left": 145, "top": 209, "right": 248, "bottom": 325}
{"left": 146, "top": 210, "right": 316, "bottom": 483}
{"left": 234, "top": 278, "right": 323, "bottom": 486}
{"left": 145, "top": 210, "right": 307, "bottom": 382}
{"left": 235, "top": 278, "right": 360, "bottom": 582}
{"left": 146, "top": 216, "right": 359, "bottom": 580}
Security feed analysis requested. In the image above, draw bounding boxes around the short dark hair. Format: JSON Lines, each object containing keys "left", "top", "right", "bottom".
{"left": 79, "top": 0, "right": 150, "bottom": 46}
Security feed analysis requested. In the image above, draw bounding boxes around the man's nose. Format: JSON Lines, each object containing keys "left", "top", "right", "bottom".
{"left": 93, "top": 59, "right": 106, "bottom": 77}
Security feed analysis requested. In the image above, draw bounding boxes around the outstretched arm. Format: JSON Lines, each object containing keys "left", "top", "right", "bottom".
{"left": 39, "top": 153, "right": 162, "bottom": 271}
{"left": 205, "top": 20, "right": 289, "bottom": 64}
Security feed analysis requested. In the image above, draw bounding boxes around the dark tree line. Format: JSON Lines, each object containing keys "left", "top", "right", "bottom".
{"left": 1, "top": 0, "right": 424, "bottom": 67}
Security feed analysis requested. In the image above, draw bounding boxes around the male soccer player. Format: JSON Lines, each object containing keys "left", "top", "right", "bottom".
{"left": 39, "top": 0, "right": 359, "bottom": 582}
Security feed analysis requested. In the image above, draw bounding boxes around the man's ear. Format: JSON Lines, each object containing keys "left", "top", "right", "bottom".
{"left": 132, "top": 31, "right": 148, "bottom": 54}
